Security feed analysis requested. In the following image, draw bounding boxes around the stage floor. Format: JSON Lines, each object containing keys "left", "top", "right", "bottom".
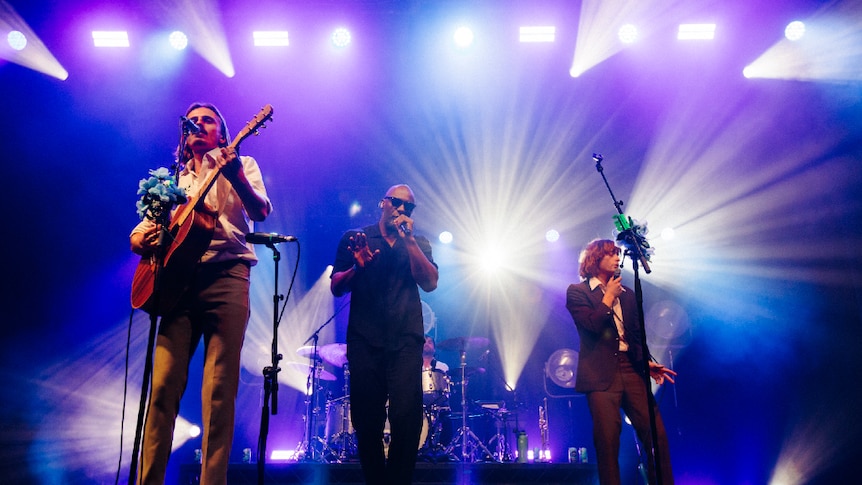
{"left": 180, "top": 462, "right": 598, "bottom": 484}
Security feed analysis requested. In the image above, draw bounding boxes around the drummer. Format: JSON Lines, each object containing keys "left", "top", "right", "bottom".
{"left": 422, "top": 335, "right": 449, "bottom": 373}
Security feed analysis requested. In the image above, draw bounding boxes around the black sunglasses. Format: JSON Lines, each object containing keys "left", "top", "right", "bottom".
{"left": 383, "top": 196, "right": 416, "bottom": 215}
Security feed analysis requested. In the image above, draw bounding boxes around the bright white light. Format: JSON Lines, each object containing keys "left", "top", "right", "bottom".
{"left": 188, "top": 424, "right": 201, "bottom": 438}
{"left": 332, "top": 28, "right": 351, "bottom": 47}
{"left": 660, "top": 227, "right": 676, "bottom": 240}
{"left": 545, "top": 229, "right": 560, "bottom": 242}
{"left": 480, "top": 247, "right": 504, "bottom": 272}
{"left": 7, "top": 30, "right": 26, "bottom": 50}
{"left": 92, "top": 31, "right": 130, "bottom": 47}
{"left": 618, "top": 24, "right": 638, "bottom": 44}
{"left": 253, "top": 31, "right": 289, "bottom": 47}
{"left": 519, "top": 26, "right": 555, "bottom": 43}
{"left": 678, "top": 24, "right": 716, "bottom": 40}
{"left": 784, "top": 21, "right": 806, "bottom": 41}
{"left": 270, "top": 449, "right": 296, "bottom": 461}
{"left": 453, "top": 26, "right": 474, "bottom": 48}
{"left": 349, "top": 201, "right": 362, "bottom": 217}
{"left": 168, "top": 31, "right": 188, "bottom": 50}
{"left": 439, "top": 231, "right": 453, "bottom": 244}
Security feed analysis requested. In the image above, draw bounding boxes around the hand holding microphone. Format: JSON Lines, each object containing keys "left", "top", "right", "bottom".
{"left": 395, "top": 214, "right": 413, "bottom": 236}
{"left": 612, "top": 266, "right": 626, "bottom": 293}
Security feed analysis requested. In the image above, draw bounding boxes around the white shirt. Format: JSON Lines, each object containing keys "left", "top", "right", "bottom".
{"left": 589, "top": 277, "right": 629, "bottom": 352}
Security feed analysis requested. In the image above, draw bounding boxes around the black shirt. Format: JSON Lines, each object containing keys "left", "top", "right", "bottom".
{"left": 332, "top": 223, "right": 437, "bottom": 350}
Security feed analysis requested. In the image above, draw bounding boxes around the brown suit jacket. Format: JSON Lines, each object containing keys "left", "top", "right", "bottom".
{"left": 566, "top": 280, "right": 645, "bottom": 393}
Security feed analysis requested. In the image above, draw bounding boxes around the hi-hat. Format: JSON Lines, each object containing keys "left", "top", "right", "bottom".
{"left": 286, "top": 362, "right": 336, "bottom": 381}
{"left": 437, "top": 336, "right": 490, "bottom": 352}
{"left": 319, "top": 343, "right": 348, "bottom": 367}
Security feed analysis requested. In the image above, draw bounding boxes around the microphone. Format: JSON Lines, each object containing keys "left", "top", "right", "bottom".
{"left": 245, "top": 232, "right": 297, "bottom": 244}
{"left": 180, "top": 116, "right": 202, "bottom": 135}
{"left": 399, "top": 222, "right": 411, "bottom": 235}
{"left": 614, "top": 266, "right": 627, "bottom": 292}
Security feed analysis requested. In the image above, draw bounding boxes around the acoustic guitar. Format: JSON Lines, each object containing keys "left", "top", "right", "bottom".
{"left": 131, "top": 104, "right": 273, "bottom": 315}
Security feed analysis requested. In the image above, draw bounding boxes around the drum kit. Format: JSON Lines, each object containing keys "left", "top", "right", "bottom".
{"left": 290, "top": 336, "right": 517, "bottom": 463}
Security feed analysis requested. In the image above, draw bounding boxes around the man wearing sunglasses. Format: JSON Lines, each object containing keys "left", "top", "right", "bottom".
{"left": 331, "top": 184, "right": 439, "bottom": 484}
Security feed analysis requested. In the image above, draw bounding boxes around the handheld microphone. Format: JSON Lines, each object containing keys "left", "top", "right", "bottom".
{"left": 399, "top": 222, "right": 411, "bottom": 235}
{"left": 180, "top": 116, "right": 202, "bottom": 135}
{"left": 245, "top": 232, "right": 297, "bottom": 244}
{"left": 613, "top": 266, "right": 626, "bottom": 292}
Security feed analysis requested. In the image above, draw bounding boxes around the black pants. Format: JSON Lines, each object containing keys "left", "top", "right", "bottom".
{"left": 586, "top": 353, "right": 673, "bottom": 485}
{"left": 348, "top": 341, "right": 423, "bottom": 485}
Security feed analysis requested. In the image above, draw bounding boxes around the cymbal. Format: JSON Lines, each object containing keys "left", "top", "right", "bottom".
{"left": 450, "top": 366, "right": 485, "bottom": 380}
{"left": 319, "top": 343, "right": 348, "bottom": 367}
{"left": 286, "top": 362, "right": 336, "bottom": 381}
{"left": 437, "top": 336, "right": 490, "bottom": 352}
{"left": 296, "top": 345, "right": 316, "bottom": 358}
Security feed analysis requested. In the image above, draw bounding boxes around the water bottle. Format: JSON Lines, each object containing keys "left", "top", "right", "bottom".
{"left": 516, "top": 431, "right": 528, "bottom": 463}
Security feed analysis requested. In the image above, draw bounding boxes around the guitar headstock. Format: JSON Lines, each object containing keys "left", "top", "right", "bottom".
{"left": 230, "top": 104, "right": 274, "bottom": 147}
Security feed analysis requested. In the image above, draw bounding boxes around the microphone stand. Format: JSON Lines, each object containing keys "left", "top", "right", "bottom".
{"left": 257, "top": 242, "right": 283, "bottom": 485}
{"left": 592, "top": 154, "right": 663, "bottom": 484}
{"left": 128, "top": 127, "right": 192, "bottom": 485}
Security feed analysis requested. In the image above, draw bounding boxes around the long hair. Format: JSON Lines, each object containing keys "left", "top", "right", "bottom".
{"left": 177, "top": 102, "right": 231, "bottom": 163}
{"left": 578, "top": 239, "right": 620, "bottom": 280}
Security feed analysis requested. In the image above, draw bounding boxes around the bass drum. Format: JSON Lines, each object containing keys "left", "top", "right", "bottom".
{"left": 383, "top": 401, "right": 429, "bottom": 457}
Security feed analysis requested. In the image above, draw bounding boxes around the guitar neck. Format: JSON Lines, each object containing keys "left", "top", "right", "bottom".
{"left": 169, "top": 157, "right": 224, "bottom": 230}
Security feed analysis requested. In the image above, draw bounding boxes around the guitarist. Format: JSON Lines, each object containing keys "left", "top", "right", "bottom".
{"left": 130, "top": 102, "right": 272, "bottom": 485}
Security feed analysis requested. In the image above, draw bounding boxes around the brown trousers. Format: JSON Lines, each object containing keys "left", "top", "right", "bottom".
{"left": 139, "top": 260, "right": 250, "bottom": 485}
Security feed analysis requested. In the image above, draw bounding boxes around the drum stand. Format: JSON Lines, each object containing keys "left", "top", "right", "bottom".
{"left": 295, "top": 346, "right": 332, "bottom": 462}
{"left": 444, "top": 348, "right": 496, "bottom": 462}
{"left": 328, "top": 364, "right": 356, "bottom": 462}
{"left": 484, "top": 407, "right": 515, "bottom": 462}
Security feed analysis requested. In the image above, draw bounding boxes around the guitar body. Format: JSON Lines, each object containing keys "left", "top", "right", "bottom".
{"left": 130, "top": 104, "right": 274, "bottom": 315}
{"left": 131, "top": 209, "right": 216, "bottom": 315}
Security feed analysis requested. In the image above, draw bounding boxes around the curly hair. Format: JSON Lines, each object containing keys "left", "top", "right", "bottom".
{"left": 578, "top": 239, "right": 620, "bottom": 280}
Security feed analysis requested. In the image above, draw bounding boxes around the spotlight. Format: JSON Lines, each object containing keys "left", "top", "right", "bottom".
{"left": 784, "top": 21, "right": 805, "bottom": 41}
{"left": 453, "top": 26, "right": 474, "bottom": 48}
{"left": 7, "top": 30, "right": 26, "bottom": 51}
{"left": 168, "top": 31, "right": 188, "bottom": 50}
{"left": 331, "top": 27, "right": 351, "bottom": 47}
{"left": 92, "top": 31, "right": 130, "bottom": 47}
{"left": 349, "top": 201, "right": 362, "bottom": 217}
{"left": 677, "top": 23, "right": 716, "bottom": 40}
{"left": 660, "top": 227, "right": 675, "bottom": 240}
{"left": 253, "top": 31, "right": 289, "bottom": 47}
{"left": 545, "top": 229, "right": 560, "bottom": 242}
{"left": 438, "top": 231, "right": 453, "bottom": 244}
{"left": 188, "top": 424, "right": 201, "bottom": 438}
{"left": 544, "top": 348, "right": 579, "bottom": 397}
{"left": 618, "top": 24, "right": 638, "bottom": 44}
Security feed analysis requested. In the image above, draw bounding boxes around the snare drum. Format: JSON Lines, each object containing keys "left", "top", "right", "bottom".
{"left": 421, "top": 368, "right": 450, "bottom": 406}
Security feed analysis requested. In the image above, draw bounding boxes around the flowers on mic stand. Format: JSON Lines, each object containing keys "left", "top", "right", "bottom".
{"left": 613, "top": 216, "right": 654, "bottom": 262}
{"left": 136, "top": 167, "right": 187, "bottom": 222}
